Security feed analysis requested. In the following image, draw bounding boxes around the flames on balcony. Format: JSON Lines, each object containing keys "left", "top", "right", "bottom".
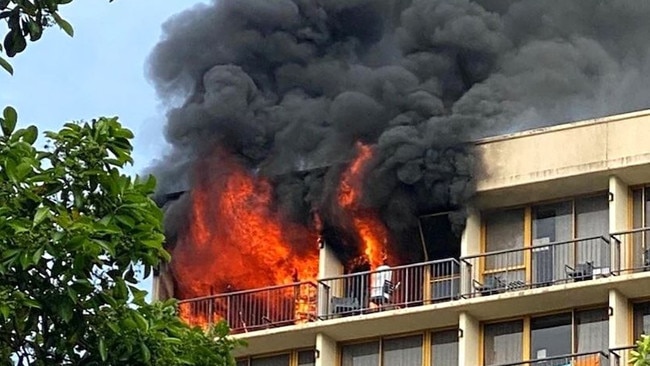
{"left": 171, "top": 143, "right": 392, "bottom": 328}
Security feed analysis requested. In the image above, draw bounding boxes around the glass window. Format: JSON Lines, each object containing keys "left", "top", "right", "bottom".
{"left": 485, "top": 209, "right": 525, "bottom": 276}
{"left": 383, "top": 335, "right": 423, "bottom": 366}
{"left": 341, "top": 341, "right": 379, "bottom": 366}
{"left": 251, "top": 354, "right": 290, "bottom": 366}
{"left": 298, "top": 350, "right": 315, "bottom": 366}
{"left": 575, "top": 308, "right": 608, "bottom": 353}
{"left": 634, "top": 302, "right": 650, "bottom": 338}
{"left": 532, "top": 201, "right": 572, "bottom": 285}
{"left": 632, "top": 188, "right": 650, "bottom": 270}
{"left": 533, "top": 201, "right": 572, "bottom": 243}
{"left": 575, "top": 195, "right": 609, "bottom": 238}
{"left": 237, "top": 360, "right": 249, "bottom": 366}
{"left": 530, "top": 313, "right": 572, "bottom": 359}
{"left": 484, "top": 320, "right": 523, "bottom": 366}
{"left": 431, "top": 329, "right": 458, "bottom": 366}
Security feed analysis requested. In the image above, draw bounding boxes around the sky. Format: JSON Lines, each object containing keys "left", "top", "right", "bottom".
{"left": 0, "top": 0, "right": 204, "bottom": 174}
{"left": 0, "top": 0, "right": 205, "bottom": 292}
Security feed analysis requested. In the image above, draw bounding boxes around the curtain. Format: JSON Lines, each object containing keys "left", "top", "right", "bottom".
{"left": 383, "top": 335, "right": 423, "bottom": 366}
{"left": 484, "top": 321, "right": 523, "bottom": 366}
{"left": 575, "top": 195, "right": 609, "bottom": 268}
{"left": 298, "top": 350, "right": 315, "bottom": 366}
{"left": 251, "top": 354, "right": 291, "bottom": 366}
{"left": 575, "top": 308, "right": 608, "bottom": 353}
{"left": 341, "top": 341, "right": 380, "bottom": 366}
{"left": 431, "top": 329, "right": 459, "bottom": 366}
{"left": 485, "top": 209, "right": 525, "bottom": 270}
{"left": 533, "top": 201, "right": 572, "bottom": 284}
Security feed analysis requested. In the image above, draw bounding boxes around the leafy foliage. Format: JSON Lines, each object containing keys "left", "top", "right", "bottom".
{"left": 0, "top": 0, "right": 113, "bottom": 74}
{"left": 631, "top": 334, "right": 650, "bottom": 366}
{"left": 0, "top": 110, "right": 240, "bottom": 365}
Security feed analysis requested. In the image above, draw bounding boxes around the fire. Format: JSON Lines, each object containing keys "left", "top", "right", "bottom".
{"left": 338, "top": 142, "right": 390, "bottom": 269}
{"left": 172, "top": 148, "right": 319, "bottom": 309}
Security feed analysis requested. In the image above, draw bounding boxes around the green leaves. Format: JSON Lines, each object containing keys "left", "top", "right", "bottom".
{"left": 1, "top": 106, "right": 17, "bottom": 136}
{"left": 0, "top": 55, "right": 12, "bottom": 75}
{"left": 52, "top": 12, "right": 74, "bottom": 37}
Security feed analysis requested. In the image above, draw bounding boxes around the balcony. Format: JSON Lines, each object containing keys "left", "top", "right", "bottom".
{"left": 611, "top": 227, "right": 650, "bottom": 274}
{"left": 177, "top": 281, "right": 318, "bottom": 333}
{"left": 609, "top": 346, "right": 636, "bottom": 366}
{"left": 461, "top": 235, "right": 616, "bottom": 298}
{"left": 493, "top": 351, "right": 609, "bottom": 366}
{"left": 317, "top": 258, "right": 461, "bottom": 319}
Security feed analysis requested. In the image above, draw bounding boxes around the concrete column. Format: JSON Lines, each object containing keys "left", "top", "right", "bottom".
{"left": 461, "top": 208, "right": 482, "bottom": 257}
{"left": 609, "top": 289, "right": 631, "bottom": 363}
{"left": 319, "top": 240, "right": 343, "bottom": 280}
{"left": 461, "top": 209, "right": 481, "bottom": 295}
{"left": 318, "top": 240, "right": 344, "bottom": 318}
{"left": 315, "top": 333, "right": 337, "bottom": 366}
{"left": 459, "top": 311, "right": 480, "bottom": 366}
{"left": 151, "top": 263, "right": 174, "bottom": 301}
{"left": 609, "top": 176, "right": 629, "bottom": 272}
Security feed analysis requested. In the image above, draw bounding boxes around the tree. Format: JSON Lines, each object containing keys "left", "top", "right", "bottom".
{"left": 1, "top": 0, "right": 97, "bottom": 74}
{"left": 0, "top": 111, "right": 240, "bottom": 365}
{"left": 631, "top": 334, "right": 650, "bottom": 366}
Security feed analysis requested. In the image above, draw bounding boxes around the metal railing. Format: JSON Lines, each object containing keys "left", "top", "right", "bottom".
{"left": 609, "top": 345, "right": 636, "bottom": 366}
{"left": 461, "top": 235, "right": 614, "bottom": 298}
{"left": 317, "top": 258, "right": 461, "bottom": 319}
{"left": 610, "top": 227, "right": 650, "bottom": 274}
{"left": 177, "top": 281, "right": 318, "bottom": 333}
{"left": 493, "top": 351, "right": 609, "bottom": 366}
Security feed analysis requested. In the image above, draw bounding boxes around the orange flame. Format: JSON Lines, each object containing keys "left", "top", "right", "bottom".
{"left": 338, "top": 142, "right": 390, "bottom": 269}
{"left": 172, "top": 149, "right": 319, "bottom": 322}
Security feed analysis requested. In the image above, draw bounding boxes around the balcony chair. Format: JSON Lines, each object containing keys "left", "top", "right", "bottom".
{"left": 473, "top": 275, "right": 506, "bottom": 296}
{"left": 565, "top": 262, "right": 594, "bottom": 281}
{"left": 370, "top": 280, "right": 401, "bottom": 307}
{"left": 331, "top": 296, "right": 360, "bottom": 316}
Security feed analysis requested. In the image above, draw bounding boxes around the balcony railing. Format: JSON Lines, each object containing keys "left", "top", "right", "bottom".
{"left": 461, "top": 235, "right": 614, "bottom": 298}
{"left": 610, "top": 227, "right": 650, "bottom": 274}
{"left": 493, "top": 351, "right": 609, "bottom": 366}
{"left": 317, "top": 258, "right": 461, "bottom": 319}
{"left": 609, "top": 345, "right": 636, "bottom": 366}
{"left": 177, "top": 281, "right": 318, "bottom": 333}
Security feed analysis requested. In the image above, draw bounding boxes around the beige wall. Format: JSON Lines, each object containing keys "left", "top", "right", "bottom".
{"left": 475, "top": 110, "right": 650, "bottom": 208}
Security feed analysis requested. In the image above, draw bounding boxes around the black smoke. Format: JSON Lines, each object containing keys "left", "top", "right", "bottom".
{"left": 148, "top": 0, "right": 650, "bottom": 262}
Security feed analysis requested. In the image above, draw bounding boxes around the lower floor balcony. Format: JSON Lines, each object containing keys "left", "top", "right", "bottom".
{"left": 493, "top": 351, "right": 609, "bottom": 366}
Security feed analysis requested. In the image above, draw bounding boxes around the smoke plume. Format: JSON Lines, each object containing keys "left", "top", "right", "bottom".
{"left": 148, "top": 0, "right": 650, "bottom": 264}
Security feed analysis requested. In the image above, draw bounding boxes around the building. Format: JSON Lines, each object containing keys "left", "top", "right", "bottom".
{"left": 153, "top": 109, "right": 650, "bottom": 366}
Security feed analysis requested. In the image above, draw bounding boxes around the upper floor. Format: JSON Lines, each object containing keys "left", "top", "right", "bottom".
{"left": 153, "top": 109, "right": 650, "bottom": 361}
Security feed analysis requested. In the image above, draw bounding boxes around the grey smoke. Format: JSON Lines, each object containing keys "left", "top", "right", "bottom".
{"left": 148, "top": 0, "right": 650, "bottom": 262}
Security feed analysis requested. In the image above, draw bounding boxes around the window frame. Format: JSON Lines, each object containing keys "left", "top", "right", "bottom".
{"left": 480, "top": 305, "right": 610, "bottom": 366}
{"left": 480, "top": 192, "right": 609, "bottom": 284}
{"left": 337, "top": 328, "right": 459, "bottom": 366}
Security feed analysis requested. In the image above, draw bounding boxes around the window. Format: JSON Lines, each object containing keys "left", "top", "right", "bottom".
{"left": 340, "top": 331, "right": 455, "bottom": 366}
{"left": 238, "top": 350, "right": 314, "bottom": 366}
{"left": 530, "top": 313, "right": 572, "bottom": 359}
{"left": 341, "top": 341, "right": 380, "bottom": 366}
{"left": 431, "top": 329, "right": 459, "bottom": 366}
{"left": 251, "top": 354, "right": 290, "bottom": 366}
{"left": 484, "top": 320, "right": 523, "bottom": 366}
{"left": 383, "top": 335, "right": 423, "bottom": 365}
{"left": 298, "top": 350, "right": 315, "bottom": 366}
{"left": 481, "top": 194, "right": 609, "bottom": 288}
{"left": 483, "top": 308, "right": 609, "bottom": 365}
{"left": 632, "top": 187, "right": 650, "bottom": 270}
{"left": 634, "top": 302, "right": 650, "bottom": 338}
{"left": 575, "top": 308, "right": 608, "bottom": 353}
